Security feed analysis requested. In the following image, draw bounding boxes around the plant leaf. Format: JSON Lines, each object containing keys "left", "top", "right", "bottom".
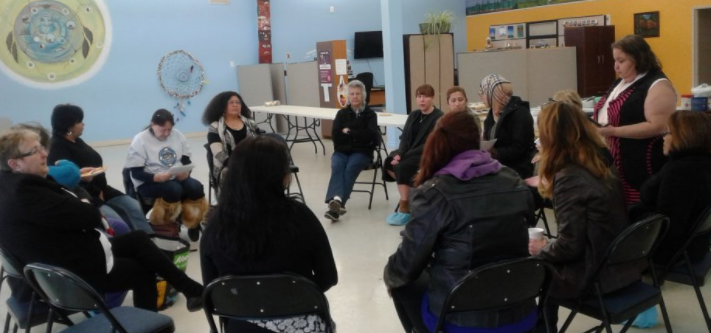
{"left": 82, "top": 39, "right": 89, "bottom": 58}
{"left": 11, "top": 43, "right": 18, "bottom": 63}
{"left": 83, "top": 27, "right": 93, "bottom": 45}
{"left": 5, "top": 32, "right": 12, "bottom": 52}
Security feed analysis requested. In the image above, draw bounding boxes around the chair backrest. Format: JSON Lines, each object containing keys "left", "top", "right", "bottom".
{"left": 580, "top": 214, "right": 669, "bottom": 297}
{"left": 664, "top": 205, "right": 711, "bottom": 270}
{"left": 24, "top": 263, "right": 108, "bottom": 313}
{"left": 122, "top": 167, "right": 137, "bottom": 199}
{"left": 603, "top": 214, "right": 668, "bottom": 267}
{"left": 355, "top": 72, "right": 374, "bottom": 104}
{"left": 0, "top": 244, "right": 25, "bottom": 279}
{"left": 435, "top": 257, "right": 550, "bottom": 332}
{"left": 203, "top": 274, "right": 333, "bottom": 333}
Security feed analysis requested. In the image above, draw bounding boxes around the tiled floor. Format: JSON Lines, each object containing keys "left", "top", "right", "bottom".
{"left": 1, "top": 135, "right": 710, "bottom": 332}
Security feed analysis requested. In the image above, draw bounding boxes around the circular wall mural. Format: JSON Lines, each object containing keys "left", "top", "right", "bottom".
{"left": 0, "top": 0, "right": 111, "bottom": 88}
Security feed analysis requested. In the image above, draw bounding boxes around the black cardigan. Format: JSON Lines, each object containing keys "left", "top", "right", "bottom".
{"left": 47, "top": 135, "right": 123, "bottom": 202}
{"left": 0, "top": 172, "right": 106, "bottom": 287}
{"left": 638, "top": 152, "right": 711, "bottom": 265}
{"left": 483, "top": 96, "right": 536, "bottom": 178}
{"left": 331, "top": 105, "right": 380, "bottom": 158}
{"left": 200, "top": 200, "right": 338, "bottom": 292}
{"left": 398, "top": 108, "right": 444, "bottom": 160}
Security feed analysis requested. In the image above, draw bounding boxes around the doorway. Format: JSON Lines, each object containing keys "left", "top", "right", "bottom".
{"left": 694, "top": 7, "right": 711, "bottom": 86}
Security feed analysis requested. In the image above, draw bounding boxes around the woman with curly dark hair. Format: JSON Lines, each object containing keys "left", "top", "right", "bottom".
{"left": 202, "top": 91, "right": 259, "bottom": 188}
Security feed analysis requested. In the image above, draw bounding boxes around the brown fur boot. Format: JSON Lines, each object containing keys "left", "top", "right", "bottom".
{"left": 149, "top": 198, "right": 182, "bottom": 226}
{"left": 181, "top": 197, "right": 209, "bottom": 229}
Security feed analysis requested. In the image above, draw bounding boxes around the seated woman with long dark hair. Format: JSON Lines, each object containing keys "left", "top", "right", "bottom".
{"left": 384, "top": 111, "right": 535, "bottom": 333}
{"left": 201, "top": 135, "right": 338, "bottom": 333}
{"left": 529, "top": 101, "right": 636, "bottom": 332}
{"left": 634, "top": 111, "right": 711, "bottom": 265}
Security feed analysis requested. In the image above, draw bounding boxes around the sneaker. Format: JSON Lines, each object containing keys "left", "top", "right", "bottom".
{"left": 386, "top": 212, "right": 411, "bottom": 226}
{"left": 339, "top": 206, "right": 347, "bottom": 215}
{"left": 324, "top": 210, "right": 339, "bottom": 222}
{"left": 328, "top": 199, "right": 342, "bottom": 214}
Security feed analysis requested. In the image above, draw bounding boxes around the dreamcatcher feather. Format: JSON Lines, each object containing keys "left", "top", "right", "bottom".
{"left": 157, "top": 50, "right": 205, "bottom": 121}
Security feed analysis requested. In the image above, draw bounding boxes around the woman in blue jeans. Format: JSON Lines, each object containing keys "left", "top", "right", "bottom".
{"left": 323, "top": 80, "right": 380, "bottom": 222}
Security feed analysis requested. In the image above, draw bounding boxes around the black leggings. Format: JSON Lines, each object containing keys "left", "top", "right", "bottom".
{"left": 391, "top": 272, "right": 431, "bottom": 333}
{"left": 99, "top": 231, "right": 202, "bottom": 311}
{"left": 383, "top": 150, "right": 421, "bottom": 186}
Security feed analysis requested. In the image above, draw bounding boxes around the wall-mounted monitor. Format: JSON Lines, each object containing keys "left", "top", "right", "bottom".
{"left": 354, "top": 31, "right": 383, "bottom": 59}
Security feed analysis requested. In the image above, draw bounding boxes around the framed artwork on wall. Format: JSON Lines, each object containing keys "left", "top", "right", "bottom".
{"left": 634, "top": 11, "right": 660, "bottom": 38}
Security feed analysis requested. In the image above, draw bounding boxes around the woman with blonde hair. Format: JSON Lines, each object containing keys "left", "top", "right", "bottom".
{"left": 529, "top": 101, "right": 638, "bottom": 332}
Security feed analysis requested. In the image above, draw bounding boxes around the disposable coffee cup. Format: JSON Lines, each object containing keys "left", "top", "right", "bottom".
{"left": 528, "top": 227, "right": 545, "bottom": 240}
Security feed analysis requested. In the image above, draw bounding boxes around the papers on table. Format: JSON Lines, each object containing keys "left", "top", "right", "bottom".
{"left": 480, "top": 139, "right": 497, "bottom": 151}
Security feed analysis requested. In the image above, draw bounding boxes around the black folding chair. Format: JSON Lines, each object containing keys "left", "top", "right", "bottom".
{"left": 203, "top": 143, "right": 219, "bottom": 204}
{"left": 554, "top": 214, "right": 673, "bottom": 333}
{"left": 433, "top": 257, "right": 552, "bottom": 333}
{"left": 203, "top": 274, "right": 334, "bottom": 333}
{"left": 122, "top": 168, "right": 155, "bottom": 214}
{"left": 0, "top": 245, "right": 70, "bottom": 333}
{"left": 23, "top": 263, "right": 174, "bottom": 333}
{"left": 656, "top": 205, "right": 711, "bottom": 331}
{"left": 352, "top": 141, "right": 389, "bottom": 209}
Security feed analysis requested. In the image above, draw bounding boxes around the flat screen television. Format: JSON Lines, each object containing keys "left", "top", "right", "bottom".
{"left": 354, "top": 31, "right": 383, "bottom": 59}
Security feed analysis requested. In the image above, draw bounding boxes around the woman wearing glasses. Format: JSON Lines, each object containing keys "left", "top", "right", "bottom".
{"left": 0, "top": 129, "right": 204, "bottom": 312}
{"left": 633, "top": 111, "right": 711, "bottom": 266}
{"left": 480, "top": 74, "right": 536, "bottom": 179}
{"left": 202, "top": 91, "right": 259, "bottom": 191}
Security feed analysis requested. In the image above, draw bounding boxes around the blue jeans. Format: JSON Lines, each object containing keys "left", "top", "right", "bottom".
{"left": 325, "top": 152, "right": 372, "bottom": 205}
{"left": 137, "top": 177, "right": 205, "bottom": 203}
{"left": 105, "top": 194, "right": 154, "bottom": 234}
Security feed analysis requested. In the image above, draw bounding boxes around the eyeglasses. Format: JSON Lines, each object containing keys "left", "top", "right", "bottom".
{"left": 228, "top": 100, "right": 242, "bottom": 106}
{"left": 18, "top": 145, "right": 46, "bottom": 158}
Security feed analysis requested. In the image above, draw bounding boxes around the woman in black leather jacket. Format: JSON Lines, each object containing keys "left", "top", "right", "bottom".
{"left": 384, "top": 111, "right": 535, "bottom": 333}
{"left": 529, "top": 101, "right": 635, "bottom": 332}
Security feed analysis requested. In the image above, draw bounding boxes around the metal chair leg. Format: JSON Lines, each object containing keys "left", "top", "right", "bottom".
{"left": 685, "top": 252, "right": 711, "bottom": 331}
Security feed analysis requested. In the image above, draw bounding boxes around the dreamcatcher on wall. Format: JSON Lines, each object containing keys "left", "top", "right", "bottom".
{"left": 0, "top": 0, "right": 111, "bottom": 88}
{"left": 157, "top": 50, "right": 205, "bottom": 121}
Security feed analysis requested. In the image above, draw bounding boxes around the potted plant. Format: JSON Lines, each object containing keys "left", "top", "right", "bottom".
{"left": 420, "top": 10, "right": 454, "bottom": 35}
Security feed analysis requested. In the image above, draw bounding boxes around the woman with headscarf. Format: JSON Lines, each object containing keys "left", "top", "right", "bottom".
{"left": 480, "top": 74, "right": 536, "bottom": 179}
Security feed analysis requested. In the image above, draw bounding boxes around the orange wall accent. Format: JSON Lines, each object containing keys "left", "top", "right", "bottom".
{"left": 466, "top": 0, "right": 711, "bottom": 96}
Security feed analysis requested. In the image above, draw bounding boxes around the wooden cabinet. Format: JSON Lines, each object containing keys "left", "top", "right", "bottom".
{"left": 564, "top": 26, "right": 615, "bottom": 97}
{"left": 403, "top": 34, "right": 454, "bottom": 113}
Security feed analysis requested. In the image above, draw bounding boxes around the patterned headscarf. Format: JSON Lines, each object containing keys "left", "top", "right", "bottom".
{"left": 480, "top": 74, "right": 512, "bottom": 112}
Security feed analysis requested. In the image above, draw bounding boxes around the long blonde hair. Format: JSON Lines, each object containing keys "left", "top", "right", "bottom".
{"left": 537, "top": 101, "right": 610, "bottom": 198}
